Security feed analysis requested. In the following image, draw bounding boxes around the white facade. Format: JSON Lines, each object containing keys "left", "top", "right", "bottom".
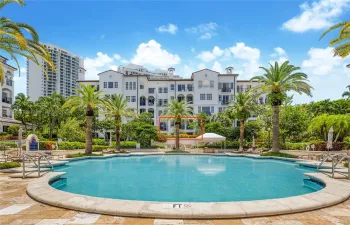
{"left": 27, "top": 43, "right": 85, "bottom": 101}
{"left": 0, "top": 56, "right": 22, "bottom": 132}
{"left": 78, "top": 66, "right": 266, "bottom": 135}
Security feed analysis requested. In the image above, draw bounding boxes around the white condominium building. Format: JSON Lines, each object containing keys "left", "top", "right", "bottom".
{"left": 27, "top": 43, "right": 85, "bottom": 101}
{"left": 0, "top": 56, "right": 22, "bottom": 132}
{"left": 78, "top": 66, "right": 266, "bottom": 134}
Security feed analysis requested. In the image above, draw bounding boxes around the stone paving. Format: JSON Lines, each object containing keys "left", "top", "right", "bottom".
{"left": 1, "top": 173, "right": 350, "bottom": 225}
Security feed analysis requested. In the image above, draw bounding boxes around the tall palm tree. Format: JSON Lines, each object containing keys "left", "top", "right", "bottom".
{"left": 320, "top": 21, "right": 350, "bottom": 58}
{"left": 0, "top": 0, "right": 55, "bottom": 84}
{"left": 251, "top": 61, "right": 312, "bottom": 152}
{"left": 63, "top": 85, "right": 103, "bottom": 154}
{"left": 228, "top": 91, "right": 259, "bottom": 151}
{"left": 165, "top": 99, "right": 192, "bottom": 150}
{"left": 103, "top": 94, "right": 136, "bottom": 151}
{"left": 342, "top": 85, "right": 350, "bottom": 99}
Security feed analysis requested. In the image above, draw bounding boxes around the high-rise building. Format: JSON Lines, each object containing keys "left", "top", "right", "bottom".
{"left": 27, "top": 44, "right": 85, "bottom": 101}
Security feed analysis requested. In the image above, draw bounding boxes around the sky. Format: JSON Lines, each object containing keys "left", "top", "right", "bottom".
{"left": 3, "top": 0, "right": 350, "bottom": 104}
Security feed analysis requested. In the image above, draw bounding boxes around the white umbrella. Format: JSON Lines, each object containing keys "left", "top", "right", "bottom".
{"left": 327, "top": 126, "right": 334, "bottom": 153}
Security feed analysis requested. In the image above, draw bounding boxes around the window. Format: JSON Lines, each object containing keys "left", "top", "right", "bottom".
{"left": 219, "top": 107, "right": 223, "bottom": 112}
{"left": 164, "top": 87, "right": 168, "bottom": 93}
{"left": 211, "top": 106, "right": 214, "bottom": 113}
{"left": 129, "top": 82, "right": 132, "bottom": 90}
{"left": 103, "top": 82, "right": 107, "bottom": 88}
{"left": 207, "top": 94, "right": 212, "bottom": 100}
{"left": 114, "top": 82, "right": 118, "bottom": 88}
{"left": 200, "top": 94, "right": 205, "bottom": 100}
{"left": 198, "top": 106, "right": 201, "bottom": 113}
{"left": 164, "top": 99, "right": 168, "bottom": 105}
{"left": 198, "top": 81, "right": 202, "bottom": 88}
{"left": 133, "top": 82, "right": 136, "bottom": 90}
{"left": 219, "top": 95, "right": 222, "bottom": 101}
{"left": 218, "top": 82, "right": 222, "bottom": 89}
{"left": 171, "top": 96, "right": 175, "bottom": 100}
{"left": 126, "top": 96, "right": 130, "bottom": 102}
{"left": 178, "top": 84, "right": 185, "bottom": 91}
{"left": 210, "top": 80, "right": 214, "bottom": 88}
{"left": 187, "top": 84, "right": 193, "bottom": 91}
{"left": 149, "top": 88, "right": 155, "bottom": 94}
{"left": 170, "top": 84, "right": 175, "bottom": 91}
{"left": 140, "top": 84, "right": 144, "bottom": 89}
{"left": 132, "top": 96, "right": 136, "bottom": 102}
{"left": 159, "top": 87, "right": 163, "bottom": 93}
{"left": 203, "top": 80, "right": 210, "bottom": 87}
{"left": 108, "top": 82, "right": 113, "bottom": 88}
{"left": 126, "top": 82, "right": 128, "bottom": 90}
{"left": 158, "top": 99, "right": 163, "bottom": 106}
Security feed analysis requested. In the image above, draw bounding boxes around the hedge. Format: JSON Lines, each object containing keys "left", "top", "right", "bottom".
{"left": 261, "top": 152, "right": 297, "bottom": 158}
{"left": 110, "top": 141, "right": 137, "bottom": 148}
{"left": 0, "top": 162, "right": 21, "bottom": 169}
{"left": 92, "top": 138, "right": 108, "bottom": 146}
{"left": 284, "top": 142, "right": 310, "bottom": 150}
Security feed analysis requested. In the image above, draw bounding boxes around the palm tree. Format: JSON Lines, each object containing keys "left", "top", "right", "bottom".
{"left": 228, "top": 91, "right": 259, "bottom": 151}
{"left": 63, "top": 85, "right": 104, "bottom": 154}
{"left": 342, "top": 85, "right": 350, "bottom": 99}
{"left": 0, "top": 0, "right": 55, "bottom": 84}
{"left": 320, "top": 21, "right": 350, "bottom": 58}
{"left": 251, "top": 61, "right": 312, "bottom": 152}
{"left": 165, "top": 99, "right": 192, "bottom": 150}
{"left": 103, "top": 94, "right": 136, "bottom": 151}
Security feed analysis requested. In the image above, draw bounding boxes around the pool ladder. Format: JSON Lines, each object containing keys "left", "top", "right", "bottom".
{"left": 317, "top": 153, "right": 350, "bottom": 179}
{"left": 22, "top": 153, "right": 54, "bottom": 178}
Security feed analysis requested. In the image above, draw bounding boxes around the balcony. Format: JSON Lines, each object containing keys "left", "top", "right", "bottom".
{"left": 5, "top": 79, "right": 12, "bottom": 86}
{"left": 221, "top": 88, "right": 232, "bottom": 93}
{"left": 2, "top": 97, "right": 12, "bottom": 104}
{"left": 221, "top": 101, "right": 229, "bottom": 105}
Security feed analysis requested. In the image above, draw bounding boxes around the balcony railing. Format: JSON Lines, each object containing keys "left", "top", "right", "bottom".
{"left": 5, "top": 79, "right": 12, "bottom": 86}
{"left": 221, "top": 88, "right": 232, "bottom": 92}
{"left": 2, "top": 97, "right": 12, "bottom": 104}
{"left": 221, "top": 101, "right": 229, "bottom": 105}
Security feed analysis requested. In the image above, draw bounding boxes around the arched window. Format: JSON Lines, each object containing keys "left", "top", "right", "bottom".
{"left": 177, "top": 94, "right": 185, "bottom": 102}
{"left": 148, "top": 96, "right": 155, "bottom": 106}
{"left": 186, "top": 94, "right": 193, "bottom": 104}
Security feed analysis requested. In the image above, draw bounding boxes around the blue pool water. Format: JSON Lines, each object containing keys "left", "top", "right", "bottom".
{"left": 51, "top": 155, "right": 324, "bottom": 202}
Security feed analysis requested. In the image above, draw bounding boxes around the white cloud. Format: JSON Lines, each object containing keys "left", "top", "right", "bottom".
{"left": 212, "top": 61, "right": 222, "bottom": 73}
{"left": 84, "top": 52, "right": 114, "bottom": 79}
{"left": 121, "top": 59, "right": 129, "bottom": 64}
{"left": 110, "top": 65, "right": 118, "bottom": 71}
{"left": 282, "top": 0, "right": 350, "bottom": 33}
{"left": 302, "top": 47, "right": 347, "bottom": 75}
{"left": 113, "top": 54, "right": 121, "bottom": 60}
{"left": 197, "top": 46, "right": 224, "bottom": 62}
{"left": 131, "top": 40, "right": 181, "bottom": 69}
{"left": 185, "top": 22, "right": 218, "bottom": 40}
{"left": 183, "top": 65, "right": 193, "bottom": 78}
{"left": 156, "top": 24, "right": 178, "bottom": 34}
{"left": 269, "top": 47, "right": 289, "bottom": 65}
{"left": 198, "top": 63, "right": 206, "bottom": 70}
{"left": 229, "top": 42, "right": 260, "bottom": 62}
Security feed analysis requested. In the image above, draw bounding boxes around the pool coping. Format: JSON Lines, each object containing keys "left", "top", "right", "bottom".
{"left": 27, "top": 154, "right": 350, "bottom": 219}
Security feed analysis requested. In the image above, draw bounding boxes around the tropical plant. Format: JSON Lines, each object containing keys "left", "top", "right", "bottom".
{"left": 227, "top": 91, "right": 259, "bottom": 151}
{"left": 320, "top": 21, "right": 350, "bottom": 58}
{"left": 7, "top": 125, "right": 20, "bottom": 136}
{"left": 165, "top": 99, "right": 192, "bottom": 150}
{"left": 343, "top": 85, "right": 350, "bottom": 99}
{"left": 103, "top": 94, "right": 136, "bottom": 151}
{"left": 57, "top": 118, "right": 85, "bottom": 142}
{"left": 0, "top": 0, "right": 55, "bottom": 84}
{"left": 251, "top": 61, "right": 312, "bottom": 152}
{"left": 11, "top": 93, "right": 30, "bottom": 132}
{"left": 135, "top": 124, "right": 158, "bottom": 147}
{"left": 63, "top": 85, "right": 104, "bottom": 154}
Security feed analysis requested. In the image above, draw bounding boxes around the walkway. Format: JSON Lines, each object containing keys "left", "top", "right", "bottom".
{"left": 1, "top": 173, "right": 350, "bottom": 225}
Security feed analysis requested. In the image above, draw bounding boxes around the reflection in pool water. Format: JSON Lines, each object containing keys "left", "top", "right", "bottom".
{"left": 52, "top": 155, "right": 323, "bottom": 202}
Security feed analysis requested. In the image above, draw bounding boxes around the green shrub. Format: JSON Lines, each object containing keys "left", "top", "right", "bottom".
{"left": 284, "top": 142, "right": 309, "bottom": 150}
{"left": 0, "top": 162, "right": 21, "bottom": 169}
{"left": 111, "top": 141, "right": 137, "bottom": 148}
{"left": 66, "top": 153, "right": 103, "bottom": 158}
{"left": 0, "top": 132, "right": 8, "bottom": 136}
{"left": 58, "top": 142, "right": 85, "bottom": 150}
{"left": 7, "top": 125, "right": 20, "bottom": 136}
{"left": 344, "top": 136, "right": 350, "bottom": 149}
{"left": 39, "top": 141, "right": 57, "bottom": 150}
{"left": 261, "top": 152, "right": 296, "bottom": 158}
{"left": 344, "top": 162, "right": 348, "bottom": 168}
{"left": 0, "top": 141, "right": 18, "bottom": 148}
{"left": 92, "top": 145, "right": 108, "bottom": 151}
{"left": 92, "top": 138, "right": 108, "bottom": 146}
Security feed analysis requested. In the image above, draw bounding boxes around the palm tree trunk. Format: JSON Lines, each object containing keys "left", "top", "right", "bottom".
{"left": 239, "top": 120, "right": 244, "bottom": 151}
{"left": 116, "top": 124, "right": 121, "bottom": 151}
{"left": 175, "top": 123, "right": 180, "bottom": 150}
{"left": 85, "top": 115, "right": 93, "bottom": 154}
{"left": 271, "top": 105, "right": 280, "bottom": 152}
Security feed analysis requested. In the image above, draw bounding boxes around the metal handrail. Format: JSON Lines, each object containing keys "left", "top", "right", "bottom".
{"left": 22, "top": 153, "right": 54, "bottom": 178}
{"left": 22, "top": 153, "right": 39, "bottom": 178}
{"left": 317, "top": 153, "right": 350, "bottom": 179}
{"left": 317, "top": 154, "right": 333, "bottom": 170}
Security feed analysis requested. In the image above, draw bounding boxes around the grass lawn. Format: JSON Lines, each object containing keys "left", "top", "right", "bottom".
{"left": 260, "top": 152, "right": 297, "bottom": 158}
{"left": 0, "top": 162, "right": 21, "bottom": 169}
{"left": 66, "top": 153, "right": 104, "bottom": 158}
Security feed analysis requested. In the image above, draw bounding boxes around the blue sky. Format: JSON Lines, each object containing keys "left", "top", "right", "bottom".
{"left": 3, "top": 0, "right": 350, "bottom": 103}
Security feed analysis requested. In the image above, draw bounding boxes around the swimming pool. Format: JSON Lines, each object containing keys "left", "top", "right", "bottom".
{"left": 51, "top": 155, "right": 324, "bottom": 202}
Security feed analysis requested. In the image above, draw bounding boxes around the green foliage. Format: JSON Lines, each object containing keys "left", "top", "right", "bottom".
{"left": 0, "top": 132, "right": 8, "bottom": 136}
{"left": 58, "top": 142, "right": 85, "bottom": 150}
{"left": 307, "top": 99, "right": 350, "bottom": 116}
{"left": 66, "top": 153, "right": 104, "bottom": 158}
{"left": 280, "top": 105, "right": 310, "bottom": 143}
{"left": 284, "top": 142, "right": 310, "bottom": 150}
{"left": 166, "top": 150, "right": 190, "bottom": 154}
{"left": 110, "top": 141, "right": 137, "bottom": 148}
{"left": 0, "top": 162, "right": 21, "bottom": 170}
{"left": 7, "top": 125, "right": 20, "bottom": 136}
{"left": 344, "top": 162, "right": 349, "bottom": 168}
{"left": 58, "top": 118, "right": 85, "bottom": 142}
{"left": 133, "top": 112, "right": 154, "bottom": 124}
{"left": 261, "top": 152, "right": 296, "bottom": 158}
{"left": 0, "top": 141, "right": 18, "bottom": 148}
{"left": 135, "top": 124, "right": 158, "bottom": 147}
{"left": 92, "top": 145, "right": 108, "bottom": 151}
{"left": 92, "top": 138, "right": 108, "bottom": 145}
{"left": 308, "top": 114, "right": 350, "bottom": 141}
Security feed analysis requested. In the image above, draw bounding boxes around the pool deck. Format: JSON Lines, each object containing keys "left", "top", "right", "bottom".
{"left": 24, "top": 154, "right": 350, "bottom": 219}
